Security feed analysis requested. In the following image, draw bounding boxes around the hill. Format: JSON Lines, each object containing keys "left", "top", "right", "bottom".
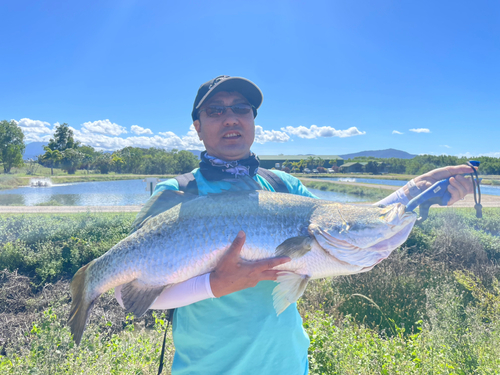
{"left": 23, "top": 142, "right": 48, "bottom": 160}
{"left": 339, "top": 148, "right": 416, "bottom": 160}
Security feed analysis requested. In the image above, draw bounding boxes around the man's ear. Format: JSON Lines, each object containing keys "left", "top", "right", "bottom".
{"left": 193, "top": 120, "right": 202, "bottom": 140}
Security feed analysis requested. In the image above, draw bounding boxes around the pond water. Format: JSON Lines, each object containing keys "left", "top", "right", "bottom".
{"left": 318, "top": 177, "right": 500, "bottom": 196}
{"left": 306, "top": 188, "right": 370, "bottom": 203}
{"left": 0, "top": 179, "right": 153, "bottom": 206}
{"left": 0, "top": 179, "right": 370, "bottom": 206}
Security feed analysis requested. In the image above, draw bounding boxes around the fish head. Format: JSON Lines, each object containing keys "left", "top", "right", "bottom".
{"left": 309, "top": 203, "right": 417, "bottom": 268}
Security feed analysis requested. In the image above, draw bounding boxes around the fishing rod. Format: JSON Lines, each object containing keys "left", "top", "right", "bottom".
{"left": 406, "top": 161, "right": 482, "bottom": 224}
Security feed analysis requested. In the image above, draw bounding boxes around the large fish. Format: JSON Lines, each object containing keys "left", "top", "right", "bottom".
{"left": 69, "top": 190, "right": 416, "bottom": 344}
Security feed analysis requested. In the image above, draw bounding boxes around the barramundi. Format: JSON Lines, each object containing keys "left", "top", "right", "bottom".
{"left": 69, "top": 190, "right": 417, "bottom": 344}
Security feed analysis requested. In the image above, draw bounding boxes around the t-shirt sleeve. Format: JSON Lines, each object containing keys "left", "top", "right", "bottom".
{"left": 269, "top": 170, "right": 319, "bottom": 199}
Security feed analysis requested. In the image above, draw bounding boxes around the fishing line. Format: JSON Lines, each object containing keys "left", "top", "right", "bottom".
{"left": 157, "top": 309, "right": 173, "bottom": 375}
{"left": 467, "top": 161, "right": 482, "bottom": 218}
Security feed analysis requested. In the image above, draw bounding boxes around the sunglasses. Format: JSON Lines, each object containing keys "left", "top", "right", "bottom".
{"left": 199, "top": 103, "right": 255, "bottom": 118}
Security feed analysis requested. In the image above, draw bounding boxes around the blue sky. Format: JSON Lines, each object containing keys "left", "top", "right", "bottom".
{"left": 1, "top": 0, "right": 499, "bottom": 157}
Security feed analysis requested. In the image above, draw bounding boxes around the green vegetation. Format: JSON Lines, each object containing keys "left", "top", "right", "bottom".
{"left": 0, "top": 209, "right": 500, "bottom": 373}
{"left": 301, "top": 179, "right": 394, "bottom": 201}
{"left": 0, "top": 120, "right": 25, "bottom": 173}
{"left": 34, "top": 200, "right": 63, "bottom": 206}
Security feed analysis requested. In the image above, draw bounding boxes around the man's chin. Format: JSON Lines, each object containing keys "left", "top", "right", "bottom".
{"left": 209, "top": 146, "right": 251, "bottom": 161}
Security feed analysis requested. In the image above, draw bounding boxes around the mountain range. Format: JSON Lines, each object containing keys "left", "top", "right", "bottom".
{"left": 339, "top": 148, "right": 416, "bottom": 160}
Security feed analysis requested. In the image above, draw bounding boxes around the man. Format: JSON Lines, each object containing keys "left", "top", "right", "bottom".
{"left": 117, "top": 75, "right": 474, "bottom": 374}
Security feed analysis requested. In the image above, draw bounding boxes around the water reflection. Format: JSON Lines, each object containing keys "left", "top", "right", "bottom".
{"left": 0, "top": 179, "right": 152, "bottom": 206}
{"left": 307, "top": 188, "right": 369, "bottom": 203}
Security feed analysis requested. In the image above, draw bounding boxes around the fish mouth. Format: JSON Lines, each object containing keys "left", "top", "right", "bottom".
{"left": 312, "top": 213, "right": 417, "bottom": 268}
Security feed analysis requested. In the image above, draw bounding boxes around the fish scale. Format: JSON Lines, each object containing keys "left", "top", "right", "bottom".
{"left": 68, "top": 190, "right": 417, "bottom": 344}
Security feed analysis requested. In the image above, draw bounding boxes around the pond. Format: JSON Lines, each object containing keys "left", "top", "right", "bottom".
{"left": 317, "top": 177, "right": 500, "bottom": 196}
{"left": 0, "top": 179, "right": 153, "bottom": 206}
{"left": 0, "top": 179, "right": 372, "bottom": 206}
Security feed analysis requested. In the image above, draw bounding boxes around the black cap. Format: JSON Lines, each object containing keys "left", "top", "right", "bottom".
{"left": 192, "top": 75, "right": 263, "bottom": 121}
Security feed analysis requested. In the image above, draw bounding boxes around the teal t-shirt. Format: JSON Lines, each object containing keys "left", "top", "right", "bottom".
{"left": 152, "top": 169, "right": 316, "bottom": 375}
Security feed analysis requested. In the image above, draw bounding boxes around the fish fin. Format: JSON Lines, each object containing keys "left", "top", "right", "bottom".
{"left": 68, "top": 260, "right": 96, "bottom": 345}
{"left": 272, "top": 272, "right": 310, "bottom": 315}
{"left": 131, "top": 189, "right": 198, "bottom": 233}
{"left": 275, "top": 236, "right": 313, "bottom": 258}
{"left": 121, "top": 280, "right": 166, "bottom": 317}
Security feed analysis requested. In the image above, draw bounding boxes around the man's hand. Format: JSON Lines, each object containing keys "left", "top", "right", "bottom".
{"left": 210, "top": 231, "right": 291, "bottom": 298}
{"left": 404, "top": 165, "right": 476, "bottom": 206}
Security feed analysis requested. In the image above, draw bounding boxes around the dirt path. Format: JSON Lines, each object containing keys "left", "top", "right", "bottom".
{"left": 0, "top": 205, "right": 143, "bottom": 213}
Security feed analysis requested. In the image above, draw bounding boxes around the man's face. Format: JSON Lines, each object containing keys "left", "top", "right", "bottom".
{"left": 193, "top": 91, "right": 255, "bottom": 161}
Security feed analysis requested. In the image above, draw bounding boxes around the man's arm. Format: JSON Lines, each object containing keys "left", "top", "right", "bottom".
{"left": 375, "top": 165, "right": 475, "bottom": 206}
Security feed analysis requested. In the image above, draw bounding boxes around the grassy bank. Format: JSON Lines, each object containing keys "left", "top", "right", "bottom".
{"left": 1, "top": 209, "right": 500, "bottom": 373}
{"left": 0, "top": 175, "right": 24, "bottom": 191}
{"left": 301, "top": 179, "right": 395, "bottom": 201}
{"left": 292, "top": 172, "right": 416, "bottom": 180}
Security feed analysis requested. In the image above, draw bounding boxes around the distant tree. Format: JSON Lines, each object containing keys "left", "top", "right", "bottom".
{"left": 60, "top": 148, "right": 83, "bottom": 174}
{"left": 48, "top": 123, "right": 79, "bottom": 151}
{"left": 0, "top": 120, "right": 25, "bottom": 173}
{"left": 95, "top": 153, "right": 113, "bottom": 174}
{"left": 365, "top": 161, "right": 379, "bottom": 175}
{"left": 111, "top": 154, "right": 125, "bottom": 173}
{"left": 173, "top": 150, "right": 198, "bottom": 174}
{"left": 78, "top": 145, "right": 97, "bottom": 174}
{"left": 306, "top": 156, "right": 316, "bottom": 169}
{"left": 41, "top": 146, "right": 63, "bottom": 175}
{"left": 120, "top": 147, "right": 144, "bottom": 174}
{"left": 315, "top": 157, "right": 325, "bottom": 168}
{"left": 417, "top": 163, "right": 436, "bottom": 175}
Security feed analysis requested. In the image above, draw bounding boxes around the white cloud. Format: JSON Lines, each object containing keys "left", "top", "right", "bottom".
{"left": 457, "top": 151, "right": 500, "bottom": 158}
{"left": 23, "top": 133, "right": 53, "bottom": 143}
{"left": 440, "top": 145, "right": 451, "bottom": 149}
{"left": 392, "top": 130, "right": 403, "bottom": 135}
{"left": 180, "top": 124, "right": 204, "bottom": 149}
{"left": 254, "top": 125, "right": 290, "bottom": 144}
{"left": 131, "top": 125, "right": 153, "bottom": 135}
{"left": 71, "top": 124, "right": 204, "bottom": 151}
{"left": 81, "top": 119, "right": 127, "bottom": 136}
{"left": 409, "top": 128, "right": 431, "bottom": 133}
{"left": 281, "top": 125, "right": 366, "bottom": 139}
{"left": 14, "top": 118, "right": 53, "bottom": 134}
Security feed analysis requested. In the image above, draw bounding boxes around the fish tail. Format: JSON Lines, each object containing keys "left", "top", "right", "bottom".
{"left": 68, "top": 260, "right": 96, "bottom": 345}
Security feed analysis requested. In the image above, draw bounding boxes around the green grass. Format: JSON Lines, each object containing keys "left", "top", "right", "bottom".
{"left": 301, "top": 179, "right": 395, "bottom": 201}
{"left": 33, "top": 200, "right": 63, "bottom": 206}
{"left": 292, "top": 172, "right": 417, "bottom": 180}
{"left": 0, "top": 175, "right": 24, "bottom": 190}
